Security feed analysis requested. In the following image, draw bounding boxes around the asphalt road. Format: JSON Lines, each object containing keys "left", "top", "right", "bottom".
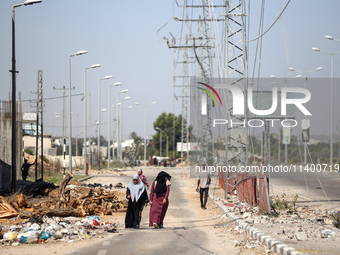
{"left": 269, "top": 167, "right": 340, "bottom": 209}
{"left": 70, "top": 167, "right": 220, "bottom": 255}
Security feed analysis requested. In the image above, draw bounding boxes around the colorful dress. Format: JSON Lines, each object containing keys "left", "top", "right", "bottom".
{"left": 138, "top": 169, "right": 149, "bottom": 188}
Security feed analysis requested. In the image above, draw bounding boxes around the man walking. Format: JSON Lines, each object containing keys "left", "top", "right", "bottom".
{"left": 196, "top": 164, "right": 211, "bottom": 209}
{"left": 21, "top": 158, "right": 36, "bottom": 181}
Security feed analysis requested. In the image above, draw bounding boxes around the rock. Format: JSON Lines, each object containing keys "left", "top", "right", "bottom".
{"left": 295, "top": 231, "right": 308, "bottom": 241}
{"left": 232, "top": 240, "right": 240, "bottom": 247}
{"left": 321, "top": 229, "right": 335, "bottom": 238}
{"left": 243, "top": 212, "right": 251, "bottom": 219}
{"left": 254, "top": 217, "right": 261, "bottom": 224}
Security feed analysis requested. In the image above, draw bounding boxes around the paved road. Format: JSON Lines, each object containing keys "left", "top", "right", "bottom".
{"left": 269, "top": 167, "right": 340, "bottom": 209}
{"left": 70, "top": 168, "right": 225, "bottom": 255}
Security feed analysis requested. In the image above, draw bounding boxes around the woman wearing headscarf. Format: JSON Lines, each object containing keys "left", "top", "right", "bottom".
{"left": 149, "top": 171, "right": 171, "bottom": 228}
{"left": 137, "top": 169, "right": 149, "bottom": 189}
{"left": 125, "top": 175, "right": 149, "bottom": 229}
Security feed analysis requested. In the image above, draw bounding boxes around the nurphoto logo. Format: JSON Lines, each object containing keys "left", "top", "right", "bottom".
{"left": 196, "top": 82, "right": 222, "bottom": 107}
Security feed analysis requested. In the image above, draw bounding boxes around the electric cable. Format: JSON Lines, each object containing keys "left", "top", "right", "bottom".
{"left": 246, "top": 0, "right": 292, "bottom": 42}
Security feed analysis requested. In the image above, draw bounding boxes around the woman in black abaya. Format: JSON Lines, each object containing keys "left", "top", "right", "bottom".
{"left": 125, "top": 175, "right": 149, "bottom": 229}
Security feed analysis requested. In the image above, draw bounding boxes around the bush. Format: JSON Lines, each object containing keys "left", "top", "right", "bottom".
{"left": 330, "top": 211, "right": 340, "bottom": 228}
{"left": 24, "top": 148, "right": 34, "bottom": 155}
{"left": 39, "top": 155, "right": 49, "bottom": 163}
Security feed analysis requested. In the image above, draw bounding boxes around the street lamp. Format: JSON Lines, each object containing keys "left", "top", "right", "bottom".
{"left": 134, "top": 101, "right": 156, "bottom": 165}
{"left": 108, "top": 82, "right": 122, "bottom": 168}
{"left": 325, "top": 35, "right": 340, "bottom": 42}
{"left": 312, "top": 46, "right": 340, "bottom": 166}
{"left": 288, "top": 66, "right": 323, "bottom": 165}
{"left": 98, "top": 75, "right": 113, "bottom": 170}
{"left": 155, "top": 127, "right": 162, "bottom": 157}
{"left": 11, "top": 0, "right": 42, "bottom": 191}
{"left": 69, "top": 50, "right": 87, "bottom": 174}
{"left": 119, "top": 96, "right": 131, "bottom": 161}
{"left": 83, "top": 64, "right": 101, "bottom": 174}
{"left": 116, "top": 89, "right": 129, "bottom": 161}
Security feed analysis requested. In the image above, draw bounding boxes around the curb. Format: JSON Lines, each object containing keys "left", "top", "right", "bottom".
{"left": 210, "top": 195, "right": 304, "bottom": 255}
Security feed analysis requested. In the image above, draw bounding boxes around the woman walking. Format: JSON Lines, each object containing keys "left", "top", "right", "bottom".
{"left": 149, "top": 171, "right": 171, "bottom": 228}
{"left": 125, "top": 175, "right": 149, "bottom": 229}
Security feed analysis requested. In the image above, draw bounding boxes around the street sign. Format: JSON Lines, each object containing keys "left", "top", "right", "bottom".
{"left": 23, "top": 112, "right": 37, "bottom": 121}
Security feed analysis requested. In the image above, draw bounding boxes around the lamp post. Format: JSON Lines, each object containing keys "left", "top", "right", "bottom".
{"left": 11, "top": 0, "right": 42, "bottom": 192}
{"left": 108, "top": 82, "right": 122, "bottom": 168}
{"left": 83, "top": 64, "right": 100, "bottom": 174}
{"left": 288, "top": 66, "right": 322, "bottom": 165}
{"left": 88, "top": 92, "right": 92, "bottom": 171}
{"left": 75, "top": 113, "right": 79, "bottom": 157}
{"left": 134, "top": 101, "right": 156, "bottom": 165}
{"left": 98, "top": 75, "right": 113, "bottom": 170}
{"left": 116, "top": 89, "right": 129, "bottom": 161}
{"left": 312, "top": 46, "right": 340, "bottom": 166}
{"left": 69, "top": 50, "right": 87, "bottom": 174}
{"left": 155, "top": 127, "right": 162, "bottom": 157}
{"left": 119, "top": 96, "right": 131, "bottom": 161}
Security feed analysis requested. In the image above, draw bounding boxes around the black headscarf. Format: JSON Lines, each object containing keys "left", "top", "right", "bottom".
{"left": 154, "top": 171, "right": 171, "bottom": 194}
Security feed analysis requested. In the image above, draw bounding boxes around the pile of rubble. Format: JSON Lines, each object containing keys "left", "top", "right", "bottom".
{"left": 0, "top": 173, "right": 127, "bottom": 246}
{"left": 0, "top": 215, "right": 118, "bottom": 245}
{"left": 224, "top": 195, "right": 340, "bottom": 251}
{"left": 0, "top": 173, "right": 128, "bottom": 219}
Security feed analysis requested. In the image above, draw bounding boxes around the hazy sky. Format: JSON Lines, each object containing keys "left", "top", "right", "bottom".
{"left": 1, "top": 0, "right": 340, "bottom": 142}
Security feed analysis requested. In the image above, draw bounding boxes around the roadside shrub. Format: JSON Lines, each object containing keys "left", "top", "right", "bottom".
{"left": 330, "top": 211, "right": 340, "bottom": 228}
{"left": 24, "top": 148, "right": 34, "bottom": 155}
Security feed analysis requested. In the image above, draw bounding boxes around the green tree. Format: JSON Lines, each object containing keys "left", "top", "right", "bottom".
{"left": 153, "top": 112, "right": 186, "bottom": 158}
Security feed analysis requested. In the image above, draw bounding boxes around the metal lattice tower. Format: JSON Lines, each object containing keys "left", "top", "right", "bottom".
{"left": 166, "top": 1, "right": 193, "bottom": 165}
{"left": 196, "top": 13, "right": 214, "bottom": 166}
{"left": 34, "top": 70, "right": 44, "bottom": 181}
{"left": 225, "top": 0, "right": 248, "bottom": 165}
{"left": 264, "top": 122, "right": 270, "bottom": 164}
{"left": 167, "top": 1, "right": 248, "bottom": 168}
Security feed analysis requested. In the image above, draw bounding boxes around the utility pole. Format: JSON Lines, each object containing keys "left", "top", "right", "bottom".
{"left": 75, "top": 113, "right": 78, "bottom": 157}
{"left": 88, "top": 92, "right": 92, "bottom": 172}
{"left": 167, "top": 1, "right": 248, "bottom": 200}
{"left": 31, "top": 70, "right": 44, "bottom": 181}
{"left": 54, "top": 85, "right": 73, "bottom": 176}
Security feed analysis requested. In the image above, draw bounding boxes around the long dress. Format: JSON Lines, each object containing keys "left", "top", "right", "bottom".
{"left": 149, "top": 180, "right": 170, "bottom": 227}
{"left": 125, "top": 187, "right": 149, "bottom": 228}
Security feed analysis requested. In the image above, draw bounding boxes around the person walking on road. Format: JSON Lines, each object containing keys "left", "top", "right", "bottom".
{"left": 137, "top": 169, "right": 149, "bottom": 189}
{"left": 196, "top": 164, "right": 211, "bottom": 209}
{"left": 21, "top": 158, "right": 36, "bottom": 181}
{"left": 149, "top": 171, "right": 171, "bottom": 228}
{"left": 125, "top": 175, "right": 149, "bottom": 229}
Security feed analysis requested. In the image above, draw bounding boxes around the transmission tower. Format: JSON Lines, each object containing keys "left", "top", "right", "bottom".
{"left": 166, "top": 1, "right": 193, "bottom": 166}
{"left": 31, "top": 70, "right": 44, "bottom": 181}
{"left": 167, "top": 1, "right": 248, "bottom": 172}
{"left": 225, "top": 0, "right": 248, "bottom": 165}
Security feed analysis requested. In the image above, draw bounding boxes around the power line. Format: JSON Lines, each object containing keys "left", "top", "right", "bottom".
{"left": 20, "top": 93, "right": 84, "bottom": 102}
{"left": 246, "top": 0, "right": 292, "bottom": 42}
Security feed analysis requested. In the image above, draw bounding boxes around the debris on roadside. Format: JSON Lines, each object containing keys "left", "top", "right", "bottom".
{"left": 0, "top": 215, "right": 119, "bottom": 246}
{"left": 0, "top": 173, "right": 128, "bottom": 220}
{"left": 222, "top": 195, "right": 340, "bottom": 246}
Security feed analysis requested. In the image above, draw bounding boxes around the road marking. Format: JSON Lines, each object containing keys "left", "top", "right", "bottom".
{"left": 98, "top": 250, "right": 107, "bottom": 255}
{"left": 102, "top": 241, "right": 110, "bottom": 246}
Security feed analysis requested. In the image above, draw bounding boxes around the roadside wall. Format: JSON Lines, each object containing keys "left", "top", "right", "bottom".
{"left": 0, "top": 112, "right": 23, "bottom": 180}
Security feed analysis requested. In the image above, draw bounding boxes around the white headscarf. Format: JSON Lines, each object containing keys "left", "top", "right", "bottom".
{"left": 127, "top": 174, "right": 145, "bottom": 202}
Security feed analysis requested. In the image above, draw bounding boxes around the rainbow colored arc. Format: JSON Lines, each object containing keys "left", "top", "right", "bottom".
{"left": 197, "top": 82, "right": 222, "bottom": 106}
